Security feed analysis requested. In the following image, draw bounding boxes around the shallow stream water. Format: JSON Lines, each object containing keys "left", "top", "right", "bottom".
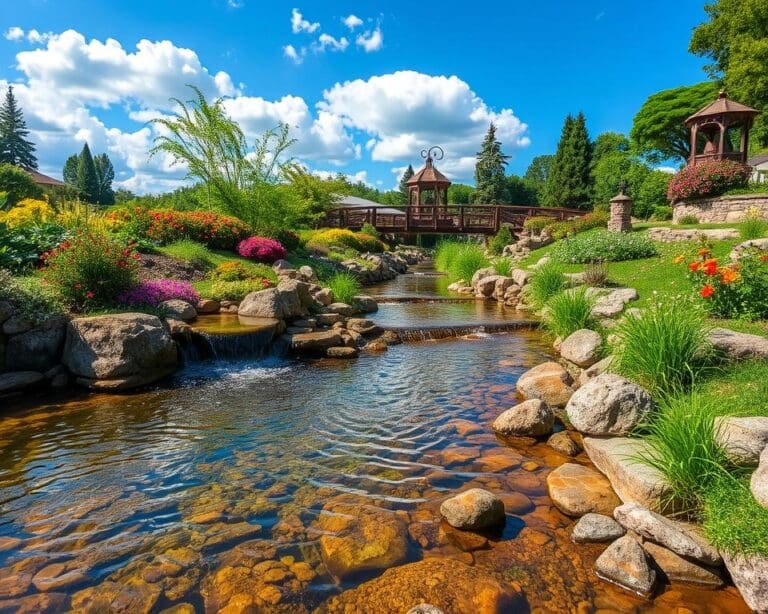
{"left": 0, "top": 267, "right": 751, "bottom": 613}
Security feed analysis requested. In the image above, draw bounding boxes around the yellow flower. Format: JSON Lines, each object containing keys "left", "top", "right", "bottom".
{"left": 2, "top": 198, "right": 54, "bottom": 227}
{"left": 672, "top": 255, "right": 685, "bottom": 264}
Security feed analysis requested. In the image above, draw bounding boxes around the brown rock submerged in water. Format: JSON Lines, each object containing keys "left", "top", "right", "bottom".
{"left": 595, "top": 535, "right": 657, "bottom": 597}
{"left": 546, "top": 463, "right": 620, "bottom": 517}
{"left": 439, "top": 488, "right": 505, "bottom": 530}
{"left": 515, "top": 361, "right": 574, "bottom": 408}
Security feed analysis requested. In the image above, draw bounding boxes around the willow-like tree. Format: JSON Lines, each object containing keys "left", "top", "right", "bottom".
{"left": 474, "top": 123, "right": 509, "bottom": 204}
{"left": 545, "top": 113, "right": 592, "bottom": 209}
{"left": 0, "top": 86, "right": 37, "bottom": 169}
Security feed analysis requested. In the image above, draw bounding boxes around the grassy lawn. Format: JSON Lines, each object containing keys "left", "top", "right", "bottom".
{"left": 696, "top": 360, "right": 768, "bottom": 417}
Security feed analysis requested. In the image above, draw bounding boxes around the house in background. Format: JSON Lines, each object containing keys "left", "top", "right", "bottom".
{"left": 748, "top": 154, "right": 768, "bottom": 183}
{"left": 24, "top": 168, "right": 67, "bottom": 189}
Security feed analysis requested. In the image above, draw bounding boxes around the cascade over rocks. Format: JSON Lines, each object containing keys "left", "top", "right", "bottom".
{"left": 439, "top": 488, "right": 505, "bottom": 530}
{"left": 492, "top": 399, "right": 554, "bottom": 437}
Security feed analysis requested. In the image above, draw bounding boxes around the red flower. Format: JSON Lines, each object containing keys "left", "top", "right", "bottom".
{"left": 688, "top": 261, "right": 701, "bottom": 272}
{"left": 85, "top": 291, "right": 95, "bottom": 299}
{"left": 702, "top": 259, "right": 718, "bottom": 276}
{"left": 700, "top": 284, "right": 715, "bottom": 298}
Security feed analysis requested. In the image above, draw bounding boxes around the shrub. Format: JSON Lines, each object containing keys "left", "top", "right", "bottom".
{"left": 489, "top": 225, "right": 513, "bottom": 255}
{"left": 449, "top": 244, "right": 490, "bottom": 283}
{"left": 551, "top": 230, "right": 658, "bottom": 264}
{"left": 569, "top": 211, "right": 610, "bottom": 234}
{"left": 651, "top": 205, "right": 673, "bottom": 221}
{"left": 680, "top": 246, "right": 768, "bottom": 319}
{"left": 0, "top": 270, "right": 64, "bottom": 323}
{"left": 0, "top": 163, "right": 43, "bottom": 205}
{"left": 581, "top": 261, "right": 609, "bottom": 287}
{"left": 703, "top": 475, "right": 768, "bottom": 556}
{"left": 667, "top": 159, "right": 750, "bottom": 202}
{"left": 0, "top": 222, "right": 69, "bottom": 272}
{"left": 208, "top": 260, "right": 277, "bottom": 283}
{"left": 0, "top": 198, "right": 54, "bottom": 227}
{"left": 272, "top": 229, "right": 302, "bottom": 252}
{"left": 360, "top": 222, "right": 381, "bottom": 240}
{"left": 543, "top": 288, "right": 597, "bottom": 339}
{"left": 493, "top": 257, "right": 514, "bottom": 277}
{"left": 208, "top": 278, "right": 272, "bottom": 301}
{"left": 678, "top": 214, "right": 700, "bottom": 225}
{"left": 326, "top": 272, "right": 361, "bottom": 304}
{"left": 118, "top": 279, "right": 200, "bottom": 307}
{"left": 613, "top": 296, "right": 713, "bottom": 396}
{"left": 43, "top": 232, "right": 140, "bottom": 311}
{"left": 635, "top": 394, "right": 731, "bottom": 517}
{"left": 523, "top": 216, "right": 553, "bottom": 233}
{"left": 739, "top": 207, "right": 768, "bottom": 240}
{"left": 160, "top": 239, "right": 213, "bottom": 269}
{"left": 237, "top": 236, "right": 287, "bottom": 263}
{"left": 307, "top": 228, "right": 386, "bottom": 253}
{"left": 527, "top": 263, "right": 567, "bottom": 309}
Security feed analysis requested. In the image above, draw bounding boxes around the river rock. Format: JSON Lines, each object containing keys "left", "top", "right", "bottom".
{"left": 314, "top": 288, "right": 334, "bottom": 306}
{"left": 318, "top": 558, "right": 523, "bottom": 613}
{"left": 354, "top": 296, "right": 378, "bottom": 313}
{"left": 0, "top": 370, "right": 45, "bottom": 393}
{"left": 583, "top": 437, "right": 675, "bottom": 513}
{"left": 546, "top": 463, "right": 620, "bottom": 517}
{"left": 708, "top": 327, "right": 768, "bottom": 360}
{"left": 547, "top": 431, "right": 580, "bottom": 456}
{"left": 572, "top": 513, "right": 625, "bottom": 543}
{"left": 278, "top": 278, "right": 313, "bottom": 309}
{"left": 346, "top": 318, "right": 382, "bottom": 336}
{"left": 327, "top": 346, "right": 358, "bottom": 359}
{"left": 159, "top": 299, "right": 197, "bottom": 322}
{"left": 589, "top": 287, "right": 638, "bottom": 318}
{"left": 578, "top": 355, "right": 614, "bottom": 386}
{"left": 290, "top": 331, "right": 343, "bottom": 354}
{"left": 613, "top": 503, "right": 721, "bottom": 565}
{"left": 492, "top": 399, "right": 554, "bottom": 437}
{"left": 298, "top": 265, "right": 317, "bottom": 282}
{"left": 196, "top": 299, "right": 220, "bottom": 315}
{"left": 595, "top": 535, "right": 656, "bottom": 597}
{"left": 70, "top": 577, "right": 162, "bottom": 613}
{"left": 63, "top": 314, "right": 178, "bottom": 390}
{"left": 511, "top": 268, "right": 533, "bottom": 287}
{"left": 752, "top": 446, "right": 768, "bottom": 508}
{"left": 559, "top": 329, "right": 602, "bottom": 368}
{"left": 439, "top": 488, "right": 505, "bottom": 530}
{"left": 722, "top": 552, "right": 768, "bottom": 612}
{"left": 4, "top": 315, "right": 67, "bottom": 371}
{"left": 642, "top": 542, "right": 724, "bottom": 588}
{"left": 471, "top": 267, "right": 496, "bottom": 287}
{"left": 238, "top": 286, "right": 304, "bottom": 320}
{"left": 715, "top": 416, "right": 768, "bottom": 464}
{"left": 326, "top": 303, "right": 356, "bottom": 316}
{"left": 0, "top": 593, "right": 68, "bottom": 613}
{"left": 516, "top": 361, "right": 574, "bottom": 408}
{"left": 565, "top": 374, "right": 653, "bottom": 436}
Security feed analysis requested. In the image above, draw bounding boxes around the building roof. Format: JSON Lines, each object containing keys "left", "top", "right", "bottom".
{"left": 25, "top": 168, "right": 67, "bottom": 187}
{"left": 407, "top": 156, "right": 451, "bottom": 187}
{"left": 337, "top": 195, "right": 405, "bottom": 216}
{"left": 685, "top": 92, "right": 761, "bottom": 125}
{"left": 748, "top": 154, "right": 768, "bottom": 167}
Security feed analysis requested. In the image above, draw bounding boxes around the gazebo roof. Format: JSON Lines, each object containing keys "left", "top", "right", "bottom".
{"left": 685, "top": 92, "right": 760, "bottom": 126}
{"left": 407, "top": 155, "right": 451, "bottom": 187}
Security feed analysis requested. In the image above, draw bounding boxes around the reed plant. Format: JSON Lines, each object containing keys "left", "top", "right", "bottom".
{"left": 326, "top": 272, "right": 361, "bottom": 305}
{"left": 493, "top": 257, "right": 514, "bottom": 277}
{"left": 434, "top": 240, "right": 490, "bottom": 283}
{"left": 543, "top": 288, "right": 597, "bottom": 339}
{"left": 581, "top": 261, "right": 609, "bottom": 287}
{"left": 526, "top": 262, "right": 567, "bottom": 309}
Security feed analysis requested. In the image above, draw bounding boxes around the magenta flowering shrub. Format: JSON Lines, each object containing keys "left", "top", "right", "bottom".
{"left": 236, "top": 236, "right": 287, "bottom": 263}
{"left": 118, "top": 279, "right": 200, "bottom": 307}
{"left": 667, "top": 160, "right": 750, "bottom": 202}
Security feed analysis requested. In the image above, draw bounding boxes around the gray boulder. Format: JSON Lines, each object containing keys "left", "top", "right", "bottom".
{"left": 439, "top": 488, "right": 505, "bottom": 530}
{"left": 511, "top": 268, "right": 532, "bottom": 287}
{"left": 715, "top": 416, "right": 768, "bottom": 464}
{"left": 572, "top": 513, "right": 625, "bottom": 544}
{"left": 589, "top": 287, "right": 638, "bottom": 318}
{"left": 491, "top": 399, "right": 554, "bottom": 437}
{"left": 314, "top": 288, "right": 334, "bottom": 306}
{"left": 160, "top": 299, "right": 197, "bottom": 322}
{"left": 353, "top": 296, "right": 378, "bottom": 313}
{"left": 565, "top": 373, "right": 653, "bottom": 436}
{"left": 0, "top": 371, "right": 45, "bottom": 394}
{"left": 346, "top": 318, "right": 382, "bottom": 336}
{"left": 708, "top": 327, "right": 768, "bottom": 360}
{"left": 752, "top": 445, "right": 768, "bottom": 508}
{"left": 730, "top": 237, "right": 768, "bottom": 261}
{"left": 595, "top": 535, "right": 656, "bottom": 597}
{"left": 238, "top": 284, "right": 305, "bottom": 320}
{"left": 559, "top": 329, "right": 602, "bottom": 368}
{"left": 722, "top": 552, "right": 768, "bottom": 613}
{"left": 470, "top": 267, "right": 497, "bottom": 288}
{"left": 63, "top": 313, "right": 178, "bottom": 390}
{"left": 4, "top": 315, "right": 67, "bottom": 371}
{"left": 516, "top": 361, "right": 574, "bottom": 408}
{"left": 578, "top": 355, "right": 614, "bottom": 386}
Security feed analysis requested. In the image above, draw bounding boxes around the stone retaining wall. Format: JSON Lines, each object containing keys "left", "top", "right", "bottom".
{"left": 673, "top": 193, "right": 768, "bottom": 223}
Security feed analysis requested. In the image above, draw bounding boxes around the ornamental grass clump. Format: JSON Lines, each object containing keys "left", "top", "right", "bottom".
{"left": 237, "top": 236, "right": 287, "bottom": 264}
{"left": 613, "top": 296, "right": 713, "bottom": 396}
{"left": 326, "top": 272, "right": 361, "bottom": 305}
{"left": 493, "top": 257, "right": 514, "bottom": 277}
{"left": 542, "top": 288, "right": 597, "bottom": 339}
{"left": 550, "top": 229, "right": 657, "bottom": 263}
{"left": 739, "top": 207, "right": 768, "bottom": 240}
{"left": 526, "top": 263, "right": 567, "bottom": 309}
{"left": 118, "top": 279, "right": 200, "bottom": 307}
{"left": 43, "top": 231, "right": 139, "bottom": 311}
{"left": 635, "top": 393, "right": 732, "bottom": 518}
{"left": 208, "top": 279, "right": 272, "bottom": 301}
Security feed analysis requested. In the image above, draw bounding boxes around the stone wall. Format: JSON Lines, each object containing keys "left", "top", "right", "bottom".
{"left": 673, "top": 193, "right": 768, "bottom": 223}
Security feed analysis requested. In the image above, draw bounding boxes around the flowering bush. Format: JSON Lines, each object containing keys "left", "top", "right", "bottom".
{"left": 237, "top": 236, "right": 287, "bottom": 263}
{"left": 43, "top": 232, "right": 139, "bottom": 310}
{"left": 551, "top": 229, "right": 658, "bottom": 263}
{"left": 306, "top": 228, "right": 387, "bottom": 253}
{"left": 0, "top": 198, "right": 54, "bottom": 227}
{"left": 118, "top": 279, "right": 200, "bottom": 307}
{"left": 667, "top": 160, "right": 751, "bottom": 202}
{"left": 105, "top": 207, "right": 251, "bottom": 249}
{"left": 208, "top": 279, "right": 273, "bottom": 301}
{"left": 678, "top": 243, "right": 768, "bottom": 319}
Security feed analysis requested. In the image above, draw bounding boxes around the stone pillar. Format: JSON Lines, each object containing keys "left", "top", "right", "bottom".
{"left": 608, "top": 193, "right": 633, "bottom": 232}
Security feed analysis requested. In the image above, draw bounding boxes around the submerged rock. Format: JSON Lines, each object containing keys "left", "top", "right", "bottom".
{"left": 546, "top": 463, "right": 620, "bottom": 517}
{"left": 492, "top": 399, "right": 554, "bottom": 437}
{"left": 516, "top": 361, "right": 574, "bottom": 408}
{"left": 439, "top": 488, "right": 505, "bottom": 530}
{"left": 642, "top": 541, "right": 724, "bottom": 588}
{"left": 547, "top": 431, "right": 580, "bottom": 456}
{"left": 571, "top": 513, "right": 625, "bottom": 543}
{"left": 595, "top": 535, "right": 656, "bottom": 597}
{"left": 70, "top": 577, "right": 162, "bottom": 614}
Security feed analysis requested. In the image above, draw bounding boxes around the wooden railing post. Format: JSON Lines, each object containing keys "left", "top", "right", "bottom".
{"left": 371, "top": 208, "right": 377, "bottom": 228}
{"left": 494, "top": 207, "right": 500, "bottom": 233}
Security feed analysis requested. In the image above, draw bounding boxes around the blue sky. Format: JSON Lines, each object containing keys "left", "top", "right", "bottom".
{"left": 1, "top": 0, "right": 710, "bottom": 193}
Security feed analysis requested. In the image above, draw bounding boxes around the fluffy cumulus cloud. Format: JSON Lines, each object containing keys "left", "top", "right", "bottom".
{"left": 284, "top": 9, "right": 382, "bottom": 62}
{"left": 355, "top": 28, "right": 383, "bottom": 53}
{"left": 343, "top": 15, "right": 364, "bottom": 30}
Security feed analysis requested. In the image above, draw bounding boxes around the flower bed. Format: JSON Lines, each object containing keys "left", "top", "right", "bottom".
{"left": 668, "top": 160, "right": 751, "bottom": 202}
{"left": 118, "top": 279, "right": 200, "bottom": 307}
{"left": 550, "top": 230, "right": 658, "bottom": 263}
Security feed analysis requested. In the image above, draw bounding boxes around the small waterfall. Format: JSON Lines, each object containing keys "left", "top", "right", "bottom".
{"left": 180, "top": 328, "right": 281, "bottom": 362}
{"left": 392, "top": 321, "right": 536, "bottom": 342}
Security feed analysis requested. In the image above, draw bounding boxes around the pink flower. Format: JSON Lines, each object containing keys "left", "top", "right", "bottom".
{"left": 236, "top": 236, "right": 287, "bottom": 263}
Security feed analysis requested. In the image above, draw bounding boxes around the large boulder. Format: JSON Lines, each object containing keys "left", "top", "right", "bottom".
{"left": 474, "top": 275, "right": 505, "bottom": 297}
{"left": 752, "top": 445, "right": 768, "bottom": 508}
{"left": 439, "top": 488, "right": 505, "bottom": 530}
{"left": 4, "top": 315, "right": 67, "bottom": 371}
{"left": 516, "top": 362, "right": 574, "bottom": 408}
{"left": 160, "top": 299, "right": 197, "bottom": 322}
{"left": 708, "top": 327, "right": 768, "bottom": 361}
{"left": 722, "top": 552, "right": 768, "bottom": 613}
{"left": 571, "top": 513, "right": 625, "bottom": 543}
{"left": 290, "top": 331, "right": 343, "bottom": 355}
{"left": 238, "top": 283, "right": 306, "bottom": 320}
{"left": 595, "top": 535, "right": 656, "bottom": 597}
{"left": 613, "top": 503, "right": 721, "bottom": 566}
{"left": 715, "top": 416, "right": 768, "bottom": 464}
{"left": 583, "top": 437, "right": 676, "bottom": 513}
{"left": 470, "top": 267, "right": 497, "bottom": 288}
{"left": 546, "top": 463, "right": 620, "bottom": 517}
{"left": 353, "top": 296, "right": 379, "bottom": 313}
{"left": 642, "top": 542, "right": 724, "bottom": 588}
{"left": 559, "top": 329, "right": 602, "bottom": 368}
{"left": 565, "top": 374, "right": 653, "bottom": 436}
{"left": 63, "top": 313, "right": 178, "bottom": 390}
{"left": 491, "top": 399, "right": 554, "bottom": 437}
{"left": 511, "top": 268, "right": 533, "bottom": 287}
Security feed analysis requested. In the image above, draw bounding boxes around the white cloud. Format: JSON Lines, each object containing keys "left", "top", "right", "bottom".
{"left": 343, "top": 15, "right": 364, "bottom": 30}
{"left": 283, "top": 44, "right": 304, "bottom": 64}
{"left": 356, "top": 28, "right": 383, "bottom": 53}
{"left": 26, "top": 29, "right": 53, "bottom": 45}
{"left": 315, "top": 34, "right": 349, "bottom": 53}
{"left": 656, "top": 166, "right": 677, "bottom": 174}
{"left": 290, "top": 8, "right": 320, "bottom": 34}
{"left": 4, "top": 27, "right": 24, "bottom": 41}
{"left": 228, "top": 0, "right": 244, "bottom": 8}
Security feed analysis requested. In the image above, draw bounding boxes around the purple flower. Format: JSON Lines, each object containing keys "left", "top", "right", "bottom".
{"left": 118, "top": 278, "right": 200, "bottom": 307}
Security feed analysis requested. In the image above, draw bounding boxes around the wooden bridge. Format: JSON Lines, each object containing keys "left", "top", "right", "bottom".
{"left": 324, "top": 204, "right": 585, "bottom": 235}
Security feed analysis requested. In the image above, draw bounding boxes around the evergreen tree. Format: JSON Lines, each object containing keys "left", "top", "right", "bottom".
{"left": 63, "top": 154, "right": 78, "bottom": 185}
{"left": 75, "top": 143, "right": 99, "bottom": 204}
{"left": 544, "top": 113, "right": 593, "bottom": 209}
{"left": 398, "top": 164, "right": 414, "bottom": 204}
{"left": 94, "top": 153, "right": 115, "bottom": 205}
{"left": 474, "top": 123, "right": 509, "bottom": 204}
{"left": 0, "top": 86, "right": 37, "bottom": 169}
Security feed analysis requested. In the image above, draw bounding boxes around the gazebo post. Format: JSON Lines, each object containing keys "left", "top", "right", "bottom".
{"left": 406, "top": 146, "right": 452, "bottom": 232}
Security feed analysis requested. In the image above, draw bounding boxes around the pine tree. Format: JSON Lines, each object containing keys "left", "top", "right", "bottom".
{"left": 0, "top": 86, "right": 37, "bottom": 169}
{"left": 474, "top": 123, "right": 509, "bottom": 204}
{"left": 94, "top": 153, "right": 115, "bottom": 205}
{"left": 75, "top": 143, "right": 99, "bottom": 203}
{"left": 544, "top": 113, "right": 593, "bottom": 209}
{"left": 398, "top": 164, "right": 414, "bottom": 204}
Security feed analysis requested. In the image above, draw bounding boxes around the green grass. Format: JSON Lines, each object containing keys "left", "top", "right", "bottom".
{"left": 703, "top": 475, "right": 768, "bottom": 556}
{"left": 192, "top": 250, "right": 278, "bottom": 298}
{"left": 635, "top": 394, "right": 732, "bottom": 518}
{"left": 493, "top": 257, "right": 514, "bottom": 277}
{"left": 158, "top": 239, "right": 214, "bottom": 269}
{"left": 696, "top": 360, "right": 768, "bottom": 417}
{"left": 543, "top": 288, "right": 597, "bottom": 339}
{"left": 434, "top": 240, "right": 490, "bottom": 283}
{"left": 526, "top": 263, "right": 567, "bottom": 309}
{"left": 326, "top": 272, "right": 361, "bottom": 305}
{"left": 739, "top": 217, "right": 768, "bottom": 240}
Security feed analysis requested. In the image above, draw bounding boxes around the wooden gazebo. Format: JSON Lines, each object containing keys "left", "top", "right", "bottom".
{"left": 407, "top": 146, "right": 451, "bottom": 211}
{"left": 685, "top": 92, "right": 760, "bottom": 167}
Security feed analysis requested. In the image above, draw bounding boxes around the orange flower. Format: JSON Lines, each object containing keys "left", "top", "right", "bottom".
{"left": 672, "top": 255, "right": 685, "bottom": 264}
{"left": 688, "top": 261, "right": 701, "bottom": 272}
{"left": 700, "top": 284, "right": 715, "bottom": 298}
{"left": 702, "top": 258, "right": 718, "bottom": 276}
{"left": 720, "top": 268, "right": 740, "bottom": 284}
{"left": 761, "top": 254, "right": 768, "bottom": 262}
{"left": 697, "top": 247, "right": 711, "bottom": 257}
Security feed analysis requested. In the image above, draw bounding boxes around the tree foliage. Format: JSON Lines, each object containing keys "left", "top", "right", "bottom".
{"left": 447, "top": 183, "right": 474, "bottom": 204}
{"left": 545, "top": 112, "right": 592, "bottom": 209}
{"left": 504, "top": 175, "right": 537, "bottom": 204}
{"left": 74, "top": 143, "right": 99, "bottom": 205}
{"left": 630, "top": 82, "right": 719, "bottom": 163}
{"left": 523, "top": 155, "right": 553, "bottom": 203}
{"left": 474, "top": 123, "right": 509, "bottom": 204}
{"left": 398, "top": 164, "right": 414, "bottom": 201}
{"left": 0, "top": 163, "right": 43, "bottom": 206}
{"left": 0, "top": 86, "right": 37, "bottom": 169}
